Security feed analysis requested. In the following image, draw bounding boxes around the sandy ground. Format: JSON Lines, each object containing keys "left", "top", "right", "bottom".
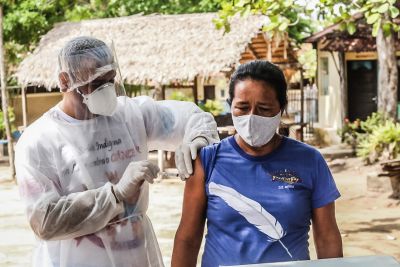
{"left": 0, "top": 157, "right": 399, "bottom": 266}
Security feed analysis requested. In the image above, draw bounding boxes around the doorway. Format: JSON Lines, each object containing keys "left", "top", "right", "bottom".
{"left": 204, "top": 85, "right": 216, "bottom": 100}
{"left": 347, "top": 60, "right": 377, "bottom": 121}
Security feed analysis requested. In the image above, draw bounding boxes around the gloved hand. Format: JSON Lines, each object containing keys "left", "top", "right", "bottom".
{"left": 113, "top": 160, "right": 160, "bottom": 203}
{"left": 175, "top": 136, "right": 209, "bottom": 180}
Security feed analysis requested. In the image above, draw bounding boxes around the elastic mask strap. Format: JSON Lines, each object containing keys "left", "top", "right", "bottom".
{"left": 76, "top": 88, "right": 84, "bottom": 97}
{"left": 76, "top": 88, "right": 89, "bottom": 104}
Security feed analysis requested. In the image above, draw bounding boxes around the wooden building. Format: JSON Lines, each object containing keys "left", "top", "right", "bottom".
{"left": 305, "top": 13, "right": 400, "bottom": 144}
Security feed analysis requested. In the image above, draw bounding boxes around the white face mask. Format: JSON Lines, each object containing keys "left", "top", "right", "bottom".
{"left": 79, "top": 82, "right": 118, "bottom": 116}
{"left": 232, "top": 112, "right": 281, "bottom": 147}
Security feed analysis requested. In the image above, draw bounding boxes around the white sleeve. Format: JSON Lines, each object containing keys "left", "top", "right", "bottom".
{"left": 15, "top": 139, "right": 124, "bottom": 241}
{"left": 133, "top": 96, "right": 220, "bottom": 151}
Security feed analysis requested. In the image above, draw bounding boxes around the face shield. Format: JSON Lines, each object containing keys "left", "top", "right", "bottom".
{"left": 57, "top": 40, "right": 126, "bottom": 117}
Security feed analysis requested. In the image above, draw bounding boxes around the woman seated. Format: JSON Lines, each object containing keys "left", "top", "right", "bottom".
{"left": 171, "top": 60, "right": 343, "bottom": 267}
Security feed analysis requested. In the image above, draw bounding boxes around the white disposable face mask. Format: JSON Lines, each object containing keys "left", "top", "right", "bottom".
{"left": 79, "top": 82, "right": 117, "bottom": 116}
{"left": 232, "top": 112, "right": 281, "bottom": 147}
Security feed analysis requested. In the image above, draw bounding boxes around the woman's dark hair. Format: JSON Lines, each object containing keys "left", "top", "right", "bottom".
{"left": 228, "top": 60, "right": 288, "bottom": 110}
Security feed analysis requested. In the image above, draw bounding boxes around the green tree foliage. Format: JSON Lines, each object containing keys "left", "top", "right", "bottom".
{"left": 357, "top": 117, "right": 400, "bottom": 163}
{"left": 317, "top": 0, "right": 400, "bottom": 37}
{"left": 65, "top": 0, "right": 221, "bottom": 21}
{"left": 215, "top": 0, "right": 400, "bottom": 41}
{"left": 198, "top": 99, "right": 223, "bottom": 116}
{"left": 216, "top": 0, "right": 400, "bottom": 119}
{"left": 213, "top": 0, "right": 315, "bottom": 44}
{"left": 337, "top": 112, "right": 400, "bottom": 163}
{"left": 0, "top": 106, "right": 16, "bottom": 138}
{"left": 298, "top": 47, "right": 316, "bottom": 80}
{"left": 169, "top": 90, "right": 194, "bottom": 102}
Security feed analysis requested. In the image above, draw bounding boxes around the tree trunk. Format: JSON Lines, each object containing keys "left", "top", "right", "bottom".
{"left": 330, "top": 51, "right": 347, "bottom": 126}
{"left": 152, "top": 83, "right": 163, "bottom": 100}
{"left": 389, "top": 176, "right": 400, "bottom": 199}
{"left": 377, "top": 28, "right": 398, "bottom": 119}
{"left": 0, "top": 6, "right": 16, "bottom": 181}
{"left": 338, "top": 51, "right": 348, "bottom": 125}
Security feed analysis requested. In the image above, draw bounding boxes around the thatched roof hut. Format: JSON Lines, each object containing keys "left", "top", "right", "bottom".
{"left": 15, "top": 13, "right": 298, "bottom": 89}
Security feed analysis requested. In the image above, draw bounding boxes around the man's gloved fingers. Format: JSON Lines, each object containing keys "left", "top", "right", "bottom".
{"left": 143, "top": 173, "right": 155, "bottom": 184}
{"left": 190, "top": 143, "right": 198, "bottom": 160}
{"left": 140, "top": 160, "right": 153, "bottom": 168}
{"left": 179, "top": 173, "right": 187, "bottom": 181}
{"left": 148, "top": 163, "right": 160, "bottom": 177}
{"left": 175, "top": 150, "right": 189, "bottom": 178}
{"left": 183, "top": 145, "right": 193, "bottom": 176}
{"left": 137, "top": 161, "right": 159, "bottom": 178}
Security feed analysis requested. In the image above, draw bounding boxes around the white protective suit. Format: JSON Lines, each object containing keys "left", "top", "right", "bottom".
{"left": 15, "top": 95, "right": 219, "bottom": 267}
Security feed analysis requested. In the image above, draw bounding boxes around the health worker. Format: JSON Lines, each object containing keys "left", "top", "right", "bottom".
{"left": 15, "top": 36, "right": 219, "bottom": 267}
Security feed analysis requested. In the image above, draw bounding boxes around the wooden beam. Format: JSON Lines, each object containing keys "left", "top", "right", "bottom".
{"left": 300, "top": 68, "right": 304, "bottom": 142}
{"left": 161, "top": 85, "right": 166, "bottom": 100}
{"left": 251, "top": 43, "right": 269, "bottom": 49}
{"left": 246, "top": 45, "right": 258, "bottom": 59}
{"left": 168, "top": 84, "right": 194, "bottom": 89}
{"left": 263, "top": 35, "right": 272, "bottom": 61}
{"left": 193, "top": 75, "right": 198, "bottom": 105}
{"left": 21, "top": 86, "right": 27, "bottom": 128}
{"left": 283, "top": 33, "right": 288, "bottom": 60}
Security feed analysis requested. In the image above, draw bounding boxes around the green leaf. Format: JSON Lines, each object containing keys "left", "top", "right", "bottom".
{"left": 382, "top": 22, "right": 392, "bottom": 36}
{"left": 342, "top": 12, "right": 351, "bottom": 20}
{"left": 377, "top": 3, "right": 389, "bottom": 13}
{"left": 339, "top": 22, "right": 347, "bottom": 31}
{"left": 268, "top": 2, "right": 279, "bottom": 12}
{"left": 372, "top": 19, "right": 381, "bottom": 36}
{"left": 240, "top": 4, "right": 251, "bottom": 17}
{"left": 236, "top": 0, "right": 249, "bottom": 8}
{"left": 283, "top": 0, "right": 294, "bottom": 8}
{"left": 367, "top": 13, "right": 381, "bottom": 24}
{"left": 347, "top": 22, "right": 356, "bottom": 35}
{"left": 278, "top": 20, "right": 289, "bottom": 31}
{"left": 270, "top": 15, "right": 279, "bottom": 23}
{"left": 390, "top": 6, "right": 399, "bottom": 18}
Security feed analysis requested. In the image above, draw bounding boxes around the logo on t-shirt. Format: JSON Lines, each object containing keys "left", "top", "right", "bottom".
{"left": 270, "top": 169, "right": 302, "bottom": 185}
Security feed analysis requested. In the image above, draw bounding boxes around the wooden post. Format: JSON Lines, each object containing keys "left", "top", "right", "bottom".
{"left": 157, "top": 150, "right": 164, "bottom": 178}
{"left": 0, "top": 6, "right": 16, "bottom": 181}
{"left": 161, "top": 85, "right": 166, "bottom": 100}
{"left": 153, "top": 83, "right": 163, "bottom": 100}
{"left": 338, "top": 51, "right": 347, "bottom": 126}
{"left": 262, "top": 33, "right": 272, "bottom": 61}
{"left": 300, "top": 67, "right": 305, "bottom": 142}
{"left": 21, "top": 86, "right": 28, "bottom": 128}
{"left": 193, "top": 75, "right": 198, "bottom": 105}
{"left": 283, "top": 33, "right": 288, "bottom": 60}
{"left": 377, "top": 27, "right": 398, "bottom": 119}
{"left": 331, "top": 51, "right": 348, "bottom": 127}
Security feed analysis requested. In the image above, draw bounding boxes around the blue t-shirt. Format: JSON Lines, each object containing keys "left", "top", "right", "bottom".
{"left": 200, "top": 136, "right": 340, "bottom": 267}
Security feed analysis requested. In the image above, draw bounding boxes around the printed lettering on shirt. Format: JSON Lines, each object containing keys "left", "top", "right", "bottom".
{"left": 270, "top": 169, "right": 302, "bottom": 189}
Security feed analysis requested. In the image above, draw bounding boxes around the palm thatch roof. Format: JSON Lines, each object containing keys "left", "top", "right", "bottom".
{"left": 15, "top": 13, "right": 297, "bottom": 89}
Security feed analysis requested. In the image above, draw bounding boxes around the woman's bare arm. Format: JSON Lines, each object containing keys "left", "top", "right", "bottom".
{"left": 172, "top": 156, "right": 207, "bottom": 267}
{"left": 312, "top": 202, "right": 343, "bottom": 259}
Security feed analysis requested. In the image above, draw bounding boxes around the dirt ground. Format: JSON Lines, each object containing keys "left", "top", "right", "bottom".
{"left": 0, "top": 157, "right": 399, "bottom": 266}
